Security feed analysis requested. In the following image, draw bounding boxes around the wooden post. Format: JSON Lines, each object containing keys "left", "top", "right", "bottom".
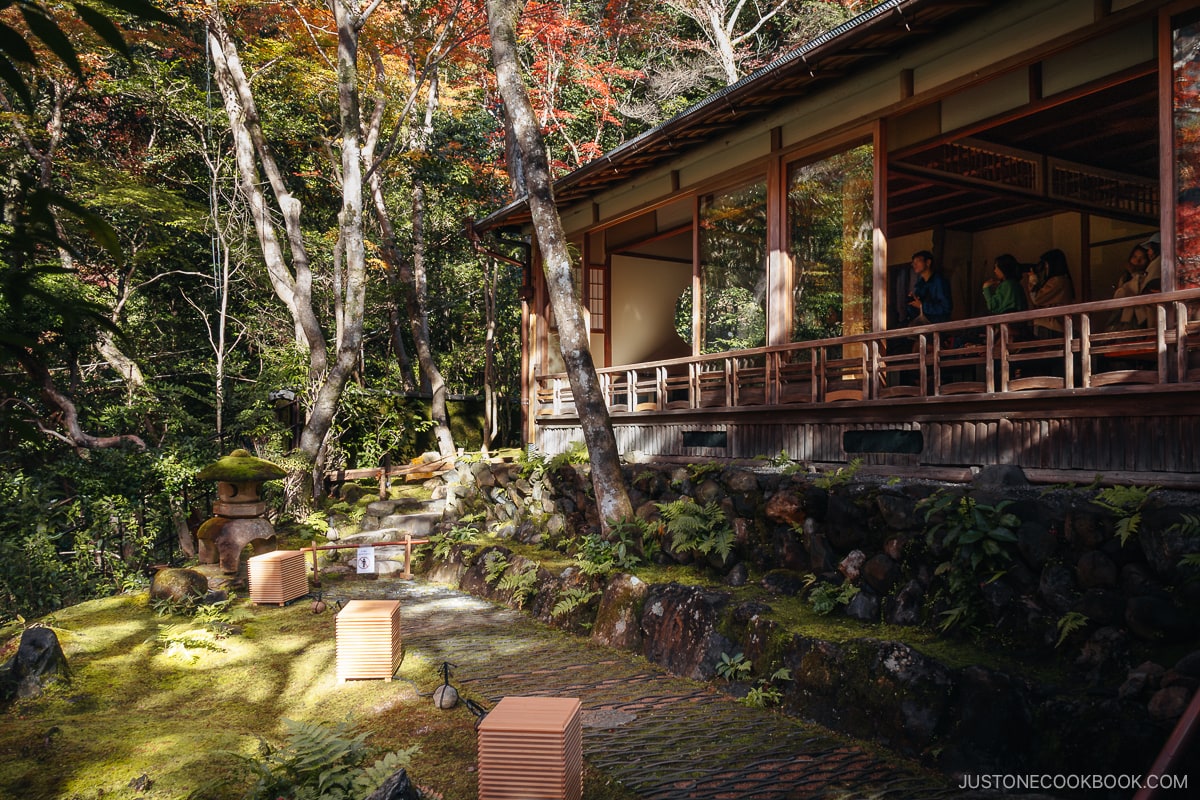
{"left": 402, "top": 533, "right": 413, "bottom": 580}
{"left": 310, "top": 539, "right": 321, "bottom": 585}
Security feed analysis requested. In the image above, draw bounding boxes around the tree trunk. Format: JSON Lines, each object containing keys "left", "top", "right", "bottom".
{"left": 484, "top": 255, "right": 498, "bottom": 452}
{"left": 486, "top": 0, "right": 632, "bottom": 531}
{"left": 408, "top": 71, "right": 456, "bottom": 458}
{"left": 362, "top": 48, "right": 455, "bottom": 457}
{"left": 206, "top": 4, "right": 327, "bottom": 374}
{"left": 297, "top": 0, "right": 371, "bottom": 461}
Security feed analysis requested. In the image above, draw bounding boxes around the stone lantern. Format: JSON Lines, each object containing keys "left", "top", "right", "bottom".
{"left": 195, "top": 449, "right": 287, "bottom": 573}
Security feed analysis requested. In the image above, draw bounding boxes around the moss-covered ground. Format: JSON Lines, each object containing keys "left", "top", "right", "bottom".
{"left": 0, "top": 590, "right": 637, "bottom": 800}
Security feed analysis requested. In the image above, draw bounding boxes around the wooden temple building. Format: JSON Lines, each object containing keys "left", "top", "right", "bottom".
{"left": 474, "top": 0, "right": 1200, "bottom": 486}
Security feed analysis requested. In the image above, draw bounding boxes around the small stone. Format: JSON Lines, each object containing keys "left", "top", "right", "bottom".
{"left": 839, "top": 550, "right": 866, "bottom": 583}
{"left": 433, "top": 684, "right": 459, "bottom": 709}
{"left": 1147, "top": 686, "right": 1192, "bottom": 722}
{"left": 1172, "top": 650, "right": 1200, "bottom": 679}
{"left": 885, "top": 580, "right": 924, "bottom": 626}
{"left": 765, "top": 492, "right": 805, "bottom": 526}
{"left": 761, "top": 570, "right": 805, "bottom": 596}
{"left": 971, "top": 464, "right": 1029, "bottom": 488}
{"left": 1076, "top": 551, "right": 1118, "bottom": 589}
{"left": 1125, "top": 595, "right": 1194, "bottom": 642}
{"left": 845, "top": 590, "right": 880, "bottom": 622}
{"left": 862, "top": 553, "right": 901, "bottom": 595}
{"left": 724, "top": 562, "right": 749, "bottom": 587}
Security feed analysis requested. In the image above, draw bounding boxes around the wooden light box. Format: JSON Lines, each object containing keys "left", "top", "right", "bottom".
{"left": 477, "top": 696, "right": 583, "bottom": 800}
{"left": 335, "top": 599, "right": 402, "bottom": 681}
{"left": 247, "top": 550, "right": 308, "bottom": 606}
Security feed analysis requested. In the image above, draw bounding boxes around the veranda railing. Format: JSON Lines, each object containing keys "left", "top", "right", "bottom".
{"left": 533, "top": 288, "right": 1200, "bottom": 417}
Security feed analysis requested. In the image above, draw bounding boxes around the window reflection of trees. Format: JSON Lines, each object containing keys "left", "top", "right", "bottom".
{"left": 788, "top": 144, "right": 873, "bottom": 341}
{"left": 694, "top": 182, "right": 768, "bottom": 353}
{"left": 1176, "top": 11, "right": 1200, "bottom": 288}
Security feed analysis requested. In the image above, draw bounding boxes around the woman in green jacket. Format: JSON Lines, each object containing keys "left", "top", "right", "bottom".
{"left": 982, "top": 254, "right": 1028, "bottom": 315}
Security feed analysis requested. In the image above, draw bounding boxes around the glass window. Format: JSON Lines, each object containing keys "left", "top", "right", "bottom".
{"left": 787, "top": 143, "right": 874, "bottom": 340}
{"left": 1175, "top": 9, "right": 1200, "bottom": 288}
{"left": 696, "top": 181, "right": 768, "bottom": 353}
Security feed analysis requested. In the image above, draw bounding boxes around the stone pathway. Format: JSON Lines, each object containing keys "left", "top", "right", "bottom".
{"left": 324, "top": 579, "right": 964, "bottom": 800}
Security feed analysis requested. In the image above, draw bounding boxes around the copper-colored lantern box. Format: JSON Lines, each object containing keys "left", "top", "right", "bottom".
{"left": 247, "top": 550, "right": 309, "bottom": 606}
{"left": 477, "top": 696, "right": 583, "bottom": 800}
{"left": 335, "top": 600, "right": 402, "bottom": 682}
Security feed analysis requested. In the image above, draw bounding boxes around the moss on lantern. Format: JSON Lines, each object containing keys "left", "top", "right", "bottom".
{"left": 196, "top": 449, "right": 287, "bottom": 484}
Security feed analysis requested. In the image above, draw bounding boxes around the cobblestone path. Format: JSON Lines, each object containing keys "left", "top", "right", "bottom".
{"left": 325, "top": 580, "right": 962, "bottom": 800}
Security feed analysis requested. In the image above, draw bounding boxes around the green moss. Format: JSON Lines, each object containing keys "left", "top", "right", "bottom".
{"left": 0, "top": 594, "right": 479, "bottom": 800}
{"left": 195, "top": 449, "right": 287, "bottom": 483}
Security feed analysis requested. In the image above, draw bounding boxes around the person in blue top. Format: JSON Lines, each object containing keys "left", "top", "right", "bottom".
{"left": 906, "top": 250, "right": 952, "bottom": 324}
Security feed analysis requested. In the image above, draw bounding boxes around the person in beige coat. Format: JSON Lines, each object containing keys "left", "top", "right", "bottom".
{"left": 1023, "top": 249, "right": 1076, "bottom": 338}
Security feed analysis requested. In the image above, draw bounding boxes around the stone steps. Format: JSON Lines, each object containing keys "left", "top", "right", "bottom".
{"left": 326, "top": 498, "right": 445, "bottom": 577}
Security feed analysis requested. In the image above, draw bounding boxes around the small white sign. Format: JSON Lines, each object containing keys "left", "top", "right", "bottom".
{"left": 355, "top": 546, "right": 375, "bottom": 574}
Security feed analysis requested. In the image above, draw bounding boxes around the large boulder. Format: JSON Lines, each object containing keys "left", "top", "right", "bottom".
{"left": 0, "top": 626, "right": 70, "bottom": 701}
{"left": 592, "top": 573, "right": 649, "bottom": 651}
{"left": 150, "top": 568, "right": 210, "bottom": 604}
{"left": 640, "top": 584, "right": 733, "bottom": 680}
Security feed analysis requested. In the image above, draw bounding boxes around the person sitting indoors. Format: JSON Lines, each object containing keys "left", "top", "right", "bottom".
{"left": 1141, "top": 232, "right": 1161, "bottom": 292}
{"left": 1023, "top": 248, "right": 1075, "bottom": 338}
{"left": 1110, "top": 244, "right": 1150, "bottom": 330}
{"left": 982, "top": 254, "right": 1028, "bottom": 315}
{"left": 905, "top": 250, "right": 952, "bottom": 324}
{"left": 1134, "top": 233, "right": 1162, "bottom": 327}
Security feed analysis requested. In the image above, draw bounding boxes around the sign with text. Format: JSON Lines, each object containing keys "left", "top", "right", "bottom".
{"left": 355, "top": 546, "right": 375, "bottom": 574}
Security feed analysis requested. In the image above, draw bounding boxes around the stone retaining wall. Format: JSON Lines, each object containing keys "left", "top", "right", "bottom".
{"left": 414, "top": 459, "right": 1200, "bottom": 783}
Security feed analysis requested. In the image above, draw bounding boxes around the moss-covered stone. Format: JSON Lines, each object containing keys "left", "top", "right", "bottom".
{"left": 195, "top": 448, "right": 287, "bottom": 483}
{"left": 150, "top": 567, "right": 209, "bottom": 603}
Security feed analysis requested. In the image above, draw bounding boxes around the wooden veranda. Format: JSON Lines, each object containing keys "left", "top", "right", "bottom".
{"left": 532, "top": 289, "right": 1200, "bottom": 486}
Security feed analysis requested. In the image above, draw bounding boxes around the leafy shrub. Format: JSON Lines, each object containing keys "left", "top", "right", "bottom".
{"left": 716, "top": 651, "right": 752, "bottom": 682}
{"left": 238, "top": 718, "right": 419, "bottom": 800}
{"left": 920, "top": 491, "right": 1020, "bottom": 632}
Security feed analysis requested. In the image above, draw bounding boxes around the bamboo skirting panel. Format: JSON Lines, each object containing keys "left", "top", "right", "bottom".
{"left": 335, "top": 600, "right": 402, "bottom": 682}
{"left": 538, "top": 416, "right": 1200, "bottom": 474}
{"left": 477, "top": 696, "right": 583, "bottom": 800}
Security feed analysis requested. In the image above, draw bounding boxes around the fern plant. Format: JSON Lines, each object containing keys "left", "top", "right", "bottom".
{"left": 1055, "top": 611, "right": 1089, "bottom": 648}
{"left": 812, "top": 457, "right": 862, "bottom": 490}
{"left": 686, "top": 462, "right": 723, "bottom": 481}
{"left": 657, "top": 498, "right": 735, "bottom": 561}
{"left": 574, "top": 520, "right": 651, "bottom": 576}
{"left": 1092, "top": 484, "right": 1158, "bottom": 547}
{"left": 807, "top": 581, "right": 859, "bottom": 615}
{"left": 238, "top": 718, "right": 419, "bottom": 800}
{"left": 428, "top": 514, "right": 484, "bottom": 562}
{"left": 497, "top": 564, "right": 539, "bottom": 609}
{"left": 742, "top": 667, "right": 792, "bottom": 708}
{"left": 551, "top": 587, "right": 600, "bottom": 619}
{"left": 482, "top": 551, "right": 509, "bottom": 587}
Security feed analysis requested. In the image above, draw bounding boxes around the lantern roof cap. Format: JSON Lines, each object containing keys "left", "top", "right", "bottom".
{"left": 196, "top": 449, "right": 287, "bottom": 483}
